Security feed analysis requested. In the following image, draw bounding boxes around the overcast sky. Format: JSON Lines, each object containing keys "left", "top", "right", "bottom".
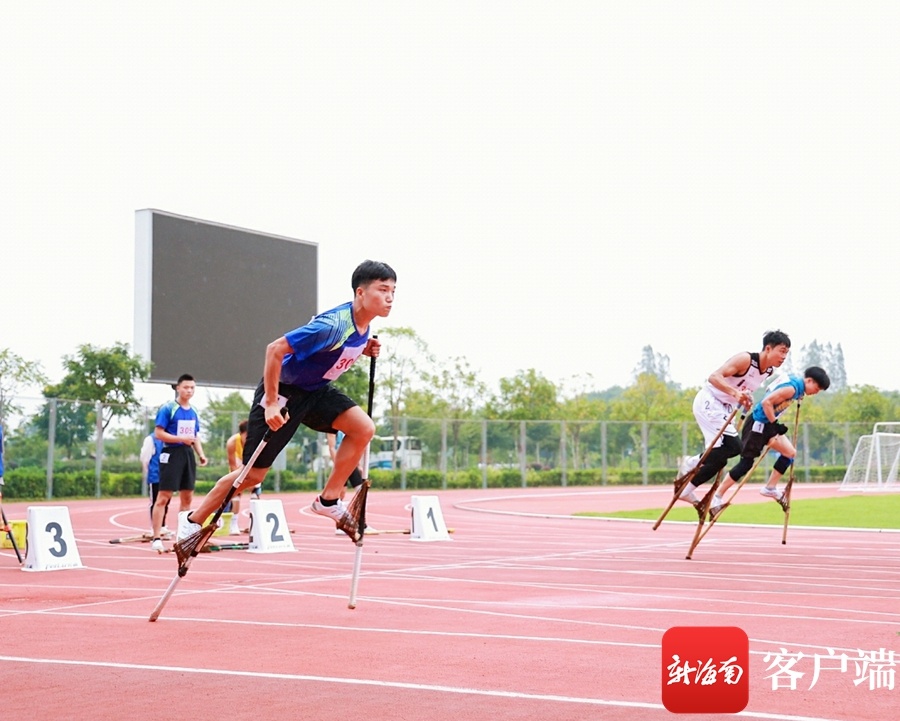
{"left": 4, "top": 2, "right": 900, "bottom": 411}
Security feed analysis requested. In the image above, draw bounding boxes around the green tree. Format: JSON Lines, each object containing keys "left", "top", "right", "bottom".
{"left": 3, "top": 423, "right": 48, "bottom": 468}
{"left": 797, "top": 340, "right": 848, "bottom": 390}
{"left": 798, "top": 340, "right": 825, "bottom": 370}
{"left": 489, "top": 369, "right": 560, "bottom": 467}
{"left": 633, "top": 345, "right": 672, "bottom": 384}
{"left": 421, "top": 357, "right": 487, "bottom": 419}
{"left": 558, "top": 374, "right": 608, "bottom": 469}
{"left": 831, "top": 385, "right": 895, "bottom": 424}
{"left": 490, "top": 369, "right": 559, "bottom": 421}
{"left": 405, "top": 356, "right": 488, "bottom": 470}
{"left": 30, "top": 397, "right": 92, "bottom": 459}
{"left": 0, "top": 348, "right": 48, "bottom": 424}
{"left": 610, "top": 373, "right": 690, "bottom": 467}
{"left": 33, "top": 343, "right": 151, "bottom": 457}
{"left": 199, "top": 391, "right": 252, "bottom": 459}
{"left": 44, "top": 343, "right": 152, "bottom": 429}
{"left": 103, "top": 426, "right": 147, "bottom": 463}
{"left": 612, "top": 373, "right": 685, "bottom": 422}
{"left": 827, "top": 342, "right": 848, "bottom": 390}
{"left": 377, "top": 326, "right": 432, "bottom": 436}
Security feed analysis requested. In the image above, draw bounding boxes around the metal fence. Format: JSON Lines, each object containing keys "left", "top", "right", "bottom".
{"left": 0, "top": 398, "right": 874, "bottom": 498}
{"left": 397, "top": 415, "right": 867, "bottom": 488}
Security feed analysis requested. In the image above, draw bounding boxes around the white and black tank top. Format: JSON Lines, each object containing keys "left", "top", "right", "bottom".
{"left": 706, "top": 352, "right": 774, "bottom": 405}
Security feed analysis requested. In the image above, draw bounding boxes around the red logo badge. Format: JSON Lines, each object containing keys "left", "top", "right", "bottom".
{"left": 662, "top": 626, "right": 749, "bottom": 713}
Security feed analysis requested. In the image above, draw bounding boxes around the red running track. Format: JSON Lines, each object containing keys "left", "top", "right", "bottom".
{"left": 1, "top": 484, "right": 897, "bottom": 721}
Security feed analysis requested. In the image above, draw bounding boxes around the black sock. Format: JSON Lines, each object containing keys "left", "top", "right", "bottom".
{"left": 319, "top": 496, "right": 338, "bottom": 507}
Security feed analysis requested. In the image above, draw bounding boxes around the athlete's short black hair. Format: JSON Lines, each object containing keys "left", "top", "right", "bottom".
{"left": 352, "top": 260, "right": 396, "bottom": 291}
{"left": 762, "top": 329, "right": 791, "bottom": 349}
{"left": 171, "top": 373, "right": 195, "bottom": 390}
{"left": 804, "top": 366, "right": 831, "bottom": 391}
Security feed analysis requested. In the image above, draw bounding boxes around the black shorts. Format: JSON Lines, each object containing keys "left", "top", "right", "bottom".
{"left": 243, "top": 380, "right": 357, "bottom": 469}
{"left": 158, "top": 445, "right": 197, "bottom": 492}
{"left": 740, "top": 418, "right": 788, "bottom": 458}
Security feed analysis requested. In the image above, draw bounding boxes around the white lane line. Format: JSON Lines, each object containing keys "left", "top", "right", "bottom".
{"left": 0, "top": 655, "right": 844, "bottom": 721}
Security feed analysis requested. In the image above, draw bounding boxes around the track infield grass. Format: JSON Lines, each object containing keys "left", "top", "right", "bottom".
{"left": 577, "top": 493, "right": 900, "bottom": 530}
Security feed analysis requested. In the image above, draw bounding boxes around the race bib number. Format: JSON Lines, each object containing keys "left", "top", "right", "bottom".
{"left": 159, "top": 453, "right": 170, "bottom": 464}
{"left": 323, "top": 344, "right": 365, "bottom": 381}
{"left": 176, "top": 420, "right": 196, "bottom": 439}
{"left": 752, "top": 421, "right": 765, "bottom": 433}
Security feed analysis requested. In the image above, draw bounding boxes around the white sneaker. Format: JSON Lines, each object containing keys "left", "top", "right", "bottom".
{"left": 151, "top": 538, "right": 164, "bottom": 553}
{"left": 679, "top": 485, "right": 699, "bottom": 503}
{"left": 760, "top": 487, "right": 782, "bottom": 500}
{"left": 312, "top": 496, "right": 360, "bottom": 541}
{"left": 177, "top": 512, "right": 202, "bottom": 541}
{"left": 311, "top": 496, "right": 349, "bottom": 522}
{"left": 160, "top": 526, "right": 174, "bottom": 539}
{"left": 229, "top": 518, "right": 241, "bottom": 535}
{"left": 711, "top": 495, "right": 724, "bottom": 509}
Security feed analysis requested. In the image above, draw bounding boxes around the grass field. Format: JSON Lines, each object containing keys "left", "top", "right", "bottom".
{"left": 578, "top": 493, "right": 900, "bottom": 530}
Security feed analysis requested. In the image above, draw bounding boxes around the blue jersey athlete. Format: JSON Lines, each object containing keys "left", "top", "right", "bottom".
{"left": 712, "top": 366, "right": 830, "bottom": 514}
{"left": 184, "top": 260, "right": 395, "bottom": 541}
{"left": 152, "top": 374, "right": 208, "bottom": 551}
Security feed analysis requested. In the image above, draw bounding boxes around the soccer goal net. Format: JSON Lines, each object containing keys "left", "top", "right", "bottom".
{"left": 840, "top": 423, "right": 900, "bottom": 491}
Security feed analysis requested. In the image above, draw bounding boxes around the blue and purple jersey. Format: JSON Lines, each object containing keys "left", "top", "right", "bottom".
{"left": 280, "top": 302, "right": 369, "bottom": 391}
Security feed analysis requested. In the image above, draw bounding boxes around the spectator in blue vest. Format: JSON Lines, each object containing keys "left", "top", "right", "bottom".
{"left": 140, "top": 432, "right": 168, "bottom": 536}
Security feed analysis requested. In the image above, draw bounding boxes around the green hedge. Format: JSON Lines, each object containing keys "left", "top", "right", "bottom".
{"left": 193, "top": 470, "right": 320, "bottom": 496}
{"left": 2, "top": 468, "right": 46, "bottom": 499}
{"left": 0, "top": 465, "right": 849, "bottom": 500}
{"left": 1, "top": 469, "right": 145, "bottom": 500}
{"left": 357, "top": 466, "right": 849, "bottom": 490}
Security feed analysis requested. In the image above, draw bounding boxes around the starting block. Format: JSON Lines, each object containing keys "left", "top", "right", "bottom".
{"left": 177, "top": 510, "right": 233, "bottom": 539}
{"left": 22, "top": 506, "right": 83, "bottom": 572}
{"left": 248, "top": 499, "right": 295, "bottom": 554}
{"left": 208, "top": 512, "right": 233, "bottom": 537}
{"left": 409, "top": 495, "right": 451, "bottom": 542}
{"left": 2, "top": 519, "right": 26, "bottom": 550}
